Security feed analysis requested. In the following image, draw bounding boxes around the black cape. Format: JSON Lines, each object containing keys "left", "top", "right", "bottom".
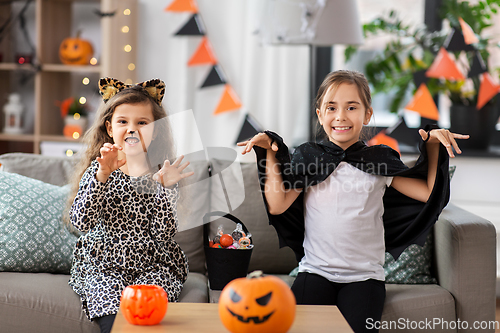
{"left": 254, "top": 129, "right": 450, "bottom": 262}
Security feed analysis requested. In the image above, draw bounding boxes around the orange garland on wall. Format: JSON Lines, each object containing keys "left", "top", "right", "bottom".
{"left": 165, "top": 0, "right": 242, "bottom": 115}
{"left": 214, "top": 85, "right": 242, "bottom": 115}
{"left": 404, "top": 83, "right": 440, "bottom": 121}
{"left": 165, "top": 0, "right": 198, "bottom": 13}
{"left": 425, "top": 47, "right": 465, "bottom": 81}
{"left": 405, "top": 16, "right": 499, "bottom": 122}
{"left": 477, "top": 72, "right": 500, "bottom": 110}
{"left": 187, "top": 37, "right": 217, "bottom": 66}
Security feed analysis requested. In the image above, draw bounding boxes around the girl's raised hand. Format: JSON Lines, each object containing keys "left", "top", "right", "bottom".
{"left": 419, "top": 128, "right": 470, "bottom": 158}
{"left": 96, "top": 143, "right": 126, "bottom": 178}
{"left": 237, "top": 132, "right": 279, "bottom": 155}
{"left": 153, "top": 155, "right": 194, "bottom": 188}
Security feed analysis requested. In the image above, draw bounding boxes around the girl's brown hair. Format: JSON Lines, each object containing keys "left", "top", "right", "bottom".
{"left": 64, "top": 86, "right": 176, "bottom": 225}
{"left": 314, "top": 70, "right": 374, "bottom": 141}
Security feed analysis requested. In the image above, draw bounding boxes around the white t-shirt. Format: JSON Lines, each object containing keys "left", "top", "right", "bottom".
{"left": 299, "top": 162, "right": 393, "bottom": 283}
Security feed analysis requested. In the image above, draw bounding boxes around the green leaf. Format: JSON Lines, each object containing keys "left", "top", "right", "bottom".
{"left": 390, "top": 53, "right": 402, "bottom": 72}
{"left": 408, "top": 54, "right": 417, "bottom": 69}
{"left": 344, "top": 46, "right": 358, "bottom": 62}
{"left": 390, "top": 85, "right": 408, "bottom": 113}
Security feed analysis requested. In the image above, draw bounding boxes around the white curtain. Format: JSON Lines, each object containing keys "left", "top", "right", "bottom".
{"left": 138, "top": 0, "right": 310, "bottom": 157}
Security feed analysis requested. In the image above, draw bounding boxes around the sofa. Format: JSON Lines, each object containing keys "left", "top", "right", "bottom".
{"left": 0, "top": 152, "right": 496, "bottom": 333}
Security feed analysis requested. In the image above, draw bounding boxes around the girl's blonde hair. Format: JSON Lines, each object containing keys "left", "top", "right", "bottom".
{"left": 64, "top": 86, "right": 176, "bottom": 225}
{"left": 314, "top": 70, "right": 374, "bottom": 141}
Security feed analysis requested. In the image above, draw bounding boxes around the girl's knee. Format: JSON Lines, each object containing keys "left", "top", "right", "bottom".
{"left": 291, "top": 272, "right": 336, "bottom": 305}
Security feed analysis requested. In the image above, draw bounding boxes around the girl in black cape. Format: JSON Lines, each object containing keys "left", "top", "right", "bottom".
{"left": 238, "top": 70, "right": 468, "bottom": 332}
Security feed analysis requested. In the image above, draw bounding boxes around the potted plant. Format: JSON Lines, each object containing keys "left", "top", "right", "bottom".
{"left": 345, "top": 0, "right": 500, "bottom": 149}
{"left": 58, "top": 97, "right": 88, "bottom": 139}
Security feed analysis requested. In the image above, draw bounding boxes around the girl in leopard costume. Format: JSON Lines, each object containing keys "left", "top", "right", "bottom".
{"left": 67, "top": 78, "right": 193, "bottom": 333}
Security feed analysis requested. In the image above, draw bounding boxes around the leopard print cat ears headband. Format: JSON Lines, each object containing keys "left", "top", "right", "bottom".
{"left": 98, "top": 77, "right": 166, "bottom": 106}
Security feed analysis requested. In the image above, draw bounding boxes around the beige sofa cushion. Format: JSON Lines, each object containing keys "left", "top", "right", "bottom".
{"left": 0, "top": 272, "right": 99, "bottom": 333}
{"left": 174, "top": 160, "right": 211, "bottom": 274}
{"left": 0, "top": 153, "right": 75, "bottom": 186}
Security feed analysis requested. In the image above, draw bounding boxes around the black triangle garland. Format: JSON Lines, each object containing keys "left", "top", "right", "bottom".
{"left": 235, "top": 114, "right": 263, "bottom": 144}
{"left": 444, "top": 28, "right": 475, "bottom": 52}
{"left": 468, "top": 51, "right": 488, "bottom": 78}
{"left": 385, "top": 117, "right": 417, "bottom": 147}
{"left": 175, "top": 14, "right": 205, "bottom": 36}
{"left": 412, "top": 69, "right": 429, "bottom": 88}
{"left": 201, "top": 65, "right": 226, "bottom": 88}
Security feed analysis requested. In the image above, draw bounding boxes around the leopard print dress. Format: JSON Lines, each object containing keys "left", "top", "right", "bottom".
{"left": 68, "top": 160, "right": 188, "bottom": 320}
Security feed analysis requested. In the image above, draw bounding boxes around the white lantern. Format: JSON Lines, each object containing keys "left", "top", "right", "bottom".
{"left": 3, "top": 93, "right": 24, "bottom": 134}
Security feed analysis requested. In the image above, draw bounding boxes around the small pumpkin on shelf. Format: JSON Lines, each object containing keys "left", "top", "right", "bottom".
{"left": 59, "top": 31, "right": 94, "bottom": 65}
{"left": 57, "top": 97, "right": 88, "bottom": 139}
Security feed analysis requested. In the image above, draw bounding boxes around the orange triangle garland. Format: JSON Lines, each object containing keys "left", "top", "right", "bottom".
{"left": 476, "top": 72, "right": 500, "bottom": 110}
{"left": 187, "top": 37, "right": 217, "bottom": 66}
{"left": 368, "top": 130, "right": 400, "bottom": 153}
{"left": 165, "top": 0, "right": 198, "bottom": 13}
{"left": 214, "top": 85, "right": 242, "bottom": 115}
{"left": 426, "top": 47, "right": 465, "bottom": 80}
{"left": 169, "top": 5, "right": 244, "bottom": 115}
{"left": 458, "top": 17, "right": 479, "bottom": 44}
{"left": 404, "top": 83, "right": 440, "bottom": 120}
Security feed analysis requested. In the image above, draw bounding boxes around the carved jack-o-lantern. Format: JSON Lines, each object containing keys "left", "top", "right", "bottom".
{"left": 218, "top": 271, "right": 296, "bottom": 333}
{"left": 59, "top": 32, "right": 94, "bottom": 65}
{"left": 120, "top": 285, "right": 168, "bottom": 326}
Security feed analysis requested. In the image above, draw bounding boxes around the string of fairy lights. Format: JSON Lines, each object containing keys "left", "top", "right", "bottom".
{"left": 65, "top": 4, "right": 136, "bottom": 156}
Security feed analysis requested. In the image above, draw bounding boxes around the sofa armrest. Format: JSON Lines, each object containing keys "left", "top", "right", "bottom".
{"left": 434, "top": 204, "right": 496, "bottom": 331}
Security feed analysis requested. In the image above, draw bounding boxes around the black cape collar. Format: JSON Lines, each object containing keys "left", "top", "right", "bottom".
{"left": 276, "top": 136, "right": 410, "bottom": 190}
{"left": 255, "top": 129, "right": 450, "bottom": 261}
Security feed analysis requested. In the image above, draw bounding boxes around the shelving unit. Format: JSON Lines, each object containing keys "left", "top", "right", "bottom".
{"left": 0, "top": 0, "right": 137, "bottom": 154}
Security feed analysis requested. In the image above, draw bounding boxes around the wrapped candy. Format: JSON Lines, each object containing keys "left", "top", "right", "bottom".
{"left": 238, "top": 236, "right": 251, "bottom": 248}
{"left": 231, "top": 223, "right": 246, "bottom": 241}
{"left": 220, "top": 234, "right": 234, "bottom": 247}
{"left": 213, "top": 235, "right": 221, "bottom": 244}
{"left": 216, "top": 225, "right": 224, "bottom": 235}
{"left": 209, "top": 224, "right": 252, "bottom": 249}
{"left": 213, "top": 224, "right": 224, "bottom": 244}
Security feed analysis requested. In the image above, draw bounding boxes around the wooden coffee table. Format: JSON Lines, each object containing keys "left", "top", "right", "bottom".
{"left": 111, "top": 302, "right": 353, "bottom": 332}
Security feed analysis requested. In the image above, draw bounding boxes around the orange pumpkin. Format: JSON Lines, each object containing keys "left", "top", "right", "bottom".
{"left": 218, "top": 270, "right": 296, "bottom": 333}
{"left": 63, "top": 124, "right": 83, "bottom": 139}
{"left": 120, "top": 285, "right": 168, "bottom": 326}
{"left": 59, "top": 33, "right": 94, "bottom": 65}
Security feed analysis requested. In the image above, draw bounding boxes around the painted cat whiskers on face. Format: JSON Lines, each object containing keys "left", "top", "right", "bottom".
{"left": 124, "top": 131, "right": 140, "bottom": 145}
